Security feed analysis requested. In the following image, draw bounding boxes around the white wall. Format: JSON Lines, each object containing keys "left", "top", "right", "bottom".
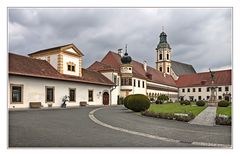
{"left": 179, "top": 85, "right": 232, "bottom": 101}
{"left": 8, "top": 75, "right": 111, "bottom": 108}
{"left": 101, "top": 71, "right": 120, "bottom": 105}
{"left": 131, "top": 77, "right": 146, "bottom": 95}
{"left": 62, "top": 54, "right": 80, "bottom": 76}
{"left": 146, "top": 81, "right": 178, "bottom": 101}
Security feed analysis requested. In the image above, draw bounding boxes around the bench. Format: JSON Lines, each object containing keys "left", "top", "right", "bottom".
{"left": 80, "top": 101, "right": 87, "bottom": 106}
{"left": 29, "top": 102, "right": 42, "bottom": 108}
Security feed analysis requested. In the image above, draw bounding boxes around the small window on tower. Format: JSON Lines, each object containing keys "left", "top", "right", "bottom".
{"left": 159, "top": 54, "right": 162, "bottom": 60}
{"left": 167, "top": 67, "right": 170, "bottom": 73}
{"left": 167, "top": 54, "right": 169, "bottom": 60}
{"left": 159, "top": 67, "right": 162, "bottom": 72}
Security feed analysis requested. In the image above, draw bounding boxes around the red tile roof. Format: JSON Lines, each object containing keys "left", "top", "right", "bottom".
{"left": 176, "top": 69, "right": 232, "bottom": 88}
{"left": 9, "top": 53, "right": 114, "bottom": 86}
{"left": 88, "top": 51, "right": 177, "bottom": 87}
{"left": 88, "top": 61, "right": 116, "bottom": 72}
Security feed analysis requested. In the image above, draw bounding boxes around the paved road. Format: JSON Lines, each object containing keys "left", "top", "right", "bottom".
{"left": 9, "top": 106, "right": 231, "bottom": 147}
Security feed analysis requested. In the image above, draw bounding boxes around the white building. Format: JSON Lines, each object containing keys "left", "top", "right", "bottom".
{"left": 8, "top": 32, "right": 232, "bottom": 109}
{"left": 8, "top": 44, "right": 114, "bottom": 109}
{"left": 176, "top": 70, "right": 232, "bottom": 102}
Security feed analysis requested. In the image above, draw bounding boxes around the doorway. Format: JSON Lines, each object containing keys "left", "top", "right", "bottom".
{"left": 103, "top": 92, "right": 109, "bottom": 105}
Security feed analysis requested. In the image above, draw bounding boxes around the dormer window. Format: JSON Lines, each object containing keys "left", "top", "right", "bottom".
{"left": 67, "top": 62, "right": 76, "bottom": 72}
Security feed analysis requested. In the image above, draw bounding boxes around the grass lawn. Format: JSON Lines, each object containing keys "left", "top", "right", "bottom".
{"left": 148, "top": 103, "right": 206, "bottom": 116}
{"left": 216, "top": 106, "right": 232, "bottom": 117}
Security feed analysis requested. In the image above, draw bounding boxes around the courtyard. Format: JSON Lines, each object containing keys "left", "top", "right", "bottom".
{"left": 9, "top": 106, "right": 231, "bottom": 147}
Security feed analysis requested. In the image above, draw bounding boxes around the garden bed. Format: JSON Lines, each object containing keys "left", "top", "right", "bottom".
{"left": 142, "top": 103, "right": 206, "bottom": 122}
{"left": 216, "top": 106, "right": 231, "bottom": 126}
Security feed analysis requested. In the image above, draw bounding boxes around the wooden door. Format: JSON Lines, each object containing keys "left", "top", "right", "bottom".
{"left": 103, "top": 92, "right": 109, "bottom": 105}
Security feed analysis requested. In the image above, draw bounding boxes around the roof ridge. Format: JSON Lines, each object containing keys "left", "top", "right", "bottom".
{"left": 179, "top": 69, "right": 232, "bottom": 77}
{"left": 171, "top": 60, "right": 193, "bottom": 66}
{"left": 28, "top": 43, "right": 74, "bottom": 55}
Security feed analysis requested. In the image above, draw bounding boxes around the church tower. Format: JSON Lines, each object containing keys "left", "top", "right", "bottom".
{"left": 156, "top": 31, "right": 171, "bottom": 75}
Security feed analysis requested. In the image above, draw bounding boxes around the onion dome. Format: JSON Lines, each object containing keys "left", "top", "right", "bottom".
{"left": 156, "top": 31, "right": 171, "bottom": 49}
{"left": 121, "top": 52, "right": 132, "bottom": 64}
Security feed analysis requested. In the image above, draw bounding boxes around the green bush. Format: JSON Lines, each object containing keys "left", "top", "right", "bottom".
{"left": 141, "top": 111, "right": 195, "bottom": 122}
{"left": 124, "top": 94, "right": 150, "bottom": 112}
{"left": 157, "top": 95, "right": 169, "bottom": 103}
{"left": 123, "top": 95, "right": 132, "bottom": 109}
{"left": 196, "top": 100, "right": 206, "bottom": 106}
{"left": 180, "top": 100, "right": 191, "bottom": 105}
{"left": 218, "top": 100, "right": 230, "bottom": 107}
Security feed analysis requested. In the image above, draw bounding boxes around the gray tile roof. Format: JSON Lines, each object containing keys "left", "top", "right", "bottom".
{"left": 171, "top": 60, "right": 196, "bottom": 76}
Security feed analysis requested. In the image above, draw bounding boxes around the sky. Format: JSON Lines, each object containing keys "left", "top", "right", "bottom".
{"left": 8, "top": 8, "right": 232, "bottom": 72}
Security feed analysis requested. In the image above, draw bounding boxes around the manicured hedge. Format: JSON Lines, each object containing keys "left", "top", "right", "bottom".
{"left": 196, "top": 100, "right": 206, "bottom": 106}
{"left": 124, "top": 94, "right": 150, "bottom": 112}
{"left": 216, "top": 115, "right": 231, "bottom": 125}
{"left": 180, "top": 100, "right": 191, "bottom": 105}
{"left": 218, "top": 100, "right": 230, "bottom": 107}
{"left": 141, "top": 111, "right": 195, "bottom": 122}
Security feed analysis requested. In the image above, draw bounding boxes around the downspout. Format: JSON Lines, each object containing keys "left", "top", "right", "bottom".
{"left": 110, "top": 70, "right": 117, "bottom": 106}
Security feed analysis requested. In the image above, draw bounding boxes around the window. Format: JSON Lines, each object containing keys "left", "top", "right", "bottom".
{"left": 207, "top": 96, "right": 210, "bottom": 100}
{"left": 128, "top": 67, "right": 132, "bottom": 70}
{"left": 72, "top": 66, "right": 75, "bottom": 72}
{"left": 182, "top": 88, "right": 185, "bottom": 92}
{"left": 193, "top": 88, "right": 195, "bottom": 92}
{"left": 88, "top": 90, "right": 93, "bottom": 102}
{"left": 67, "top": 62, "right": 76, "bottom": 72}
{"left": 187, "top": 88, "right": 190, "bottom": 92}
{"left": 142, "top": 81, "right": 145, "bottom": 88}
{"left": 159, "top": 54, "right": 162, "bottom": 60}
{"left": 121, "top": 77, "right": 132, "bottom": 86}
{"left": 167, "top": 67, "right": 170, "bottom": 73}
{"left": 113, "top": 75, "right": 117, "bottom": 84}
{"left": 69, "top": 88, "right": 76, "bottom": 102}
{"left": 218, "top": 87, "right": 222, "bottom": 92}
{"left": 218, "top": 96, "right": 222, "bottom": 100}
{"left": 198, "top": 88, "right": 201, "bottom": 92}
{"left": 138, "top": 80, "right": 140, "bottom": 87}
{"left": 46, "top": 87, "right": 54, "bottom": 102}
{"left": 11, "top": 84, "right": 23, "bottom": 103}
{"left": 159, "top": 67, "right": 162, "bottom": 72}
{"left": 68, "top": 65, "right": 71, "bottom": 71}
{"left": 167, "top": 54, "right": 169, "bottom": 60}
{"left": 133, "top": 79, "right": 136, "bottom": 87}
{"left": 207, "top": 87, "right": 210, "bottom": 92}
{"left": 198, "top": 96, "right": 201, "bottom": 100}
{"left": 225, "top": 86, "right": 229, "bottom": 92}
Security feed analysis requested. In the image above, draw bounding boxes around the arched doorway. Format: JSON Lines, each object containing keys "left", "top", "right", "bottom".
{"left": 103, "top": 92, "right": 109, "bottom": 105}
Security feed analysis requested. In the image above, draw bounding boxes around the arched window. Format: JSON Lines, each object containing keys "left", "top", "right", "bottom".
{"left": 167, "top": 54, "right": 169, "bottom": 60}
{"left": 167, "top": 67, "right": 170, "bottom": 73}
{"left": 159, "top": 54, "right": 162, "bottom": 60}
{"left": 159, "top": 67, "right": 162, "bottom": 72}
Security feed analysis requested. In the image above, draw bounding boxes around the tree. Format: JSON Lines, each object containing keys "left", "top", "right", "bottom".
{"left": 157, "top": 95, "right": 169, "bottom": 103}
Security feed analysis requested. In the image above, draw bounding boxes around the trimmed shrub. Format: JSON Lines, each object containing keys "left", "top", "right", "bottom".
{"left": 141, "top": 111, "right": 195, "bottom": 122}
{"left": 174, "top": 113, "right": 195, "bottom": 122}
{"left": 123, "top": 95, "right": 132, "bottom": 109}
{"left": 196, "top": 100, "right": 206, "bottom": 106}
{"left": 180, "top": 100, "right": 191, "bottom": 105}
{"left": 125, "top": 94, "right": 150, "bottom": 112}
{"left": 218, "top": 100, "right": 230, "bottom": 107}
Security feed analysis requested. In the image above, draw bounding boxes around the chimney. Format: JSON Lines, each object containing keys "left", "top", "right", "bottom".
{"left": 143, "top": 60, "right": 147, "bottom": 72}
{"left": 118, "top": 48, "right": 123, "bottom": 57}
